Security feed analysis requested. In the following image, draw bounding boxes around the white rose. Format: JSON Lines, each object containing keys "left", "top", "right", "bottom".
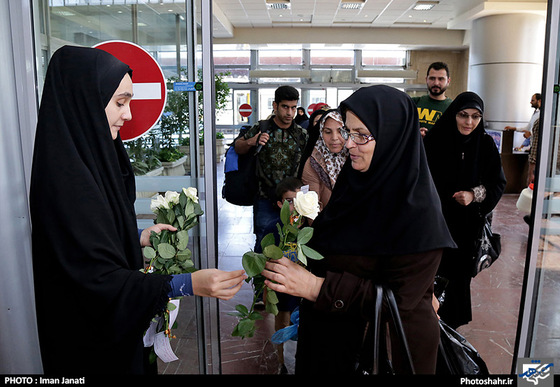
{"left": 150, "top": 194, "right": 169, "bottom": 213}
{"left": 165, "top": 190, "right": 180, "bottom": 205}
{"left": 294, "top": 191, "right": 320, "bottom": 220}
{"left": 183, "top": 187, "right": 199, "bottom": 203}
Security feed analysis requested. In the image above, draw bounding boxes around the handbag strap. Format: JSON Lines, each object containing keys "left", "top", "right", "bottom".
{"left": 355, "top": 285, "right": 415, "bottom": 375}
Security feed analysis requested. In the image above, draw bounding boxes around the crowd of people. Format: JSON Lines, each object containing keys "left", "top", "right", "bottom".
{"left": 32, "top": 46, "right": 513, "bottom": 376}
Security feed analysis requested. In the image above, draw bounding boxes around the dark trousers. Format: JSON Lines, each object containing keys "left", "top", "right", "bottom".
{"left": 253, "top": 197, "right": 280, "bottom": 253}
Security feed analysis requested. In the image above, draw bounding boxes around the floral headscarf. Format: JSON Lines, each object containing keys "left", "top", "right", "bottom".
{"left": 311, "top": 110, "right": 348, "bottom": 187}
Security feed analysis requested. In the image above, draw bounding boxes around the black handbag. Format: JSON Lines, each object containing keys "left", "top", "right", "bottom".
{"left": 222, "top": 121, "right": 269, "bottom": 206}
{"left": 472, "top": 213, "right": 501, "bottom": 277}
{"left": 437, "top": 320, "right": 489, "bottom": 375}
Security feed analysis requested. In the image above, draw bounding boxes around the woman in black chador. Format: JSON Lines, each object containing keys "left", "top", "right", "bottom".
{"left": 262, "top": 85, "right": 456, "bottom": 374}
{"left": 423, "top": 91, "right": 506, "bottom": 329}
{"left": 30, "top": 46, "right": 245, "bottom": 374}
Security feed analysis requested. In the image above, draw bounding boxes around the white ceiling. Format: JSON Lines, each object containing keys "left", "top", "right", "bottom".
{"left": 47, "top": 0, "right": 547, "bottom": 51}
{"left": 211, "top": 0, "right": 547, "bottom": 38}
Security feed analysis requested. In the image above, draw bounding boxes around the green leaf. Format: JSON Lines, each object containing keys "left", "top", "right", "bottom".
{"left": 233, "top": 318, "right": 256, "bottom": 338}
{"left": 263, "top": 244, "right": 284, "bottom": 260}
{"left": 297, "top": 227, "right": 314, "bottom": 245}
{"left": 235, "top": 304, "right": 249, "bottom": 316}
{"left": 168, "top": 264, "right": 182, "bottom": 274}
{"left": 193, "top": 202, "right": 204, "bottom": 216}
{"left": 266, "top": 288, "right": 279, "bottom": 304}
{"left": 265, "top": 302, "right": 278, "bottom": 316}
{"left": 301, "top": 244, "right": 324, "bottom": 260}
{"left": 167, "top": 209, "right": 176, "bottom": 224}
{"left": 157, "top": 243, "right": 176, "bottom": 259}
{"left": 177, "top": 249, "right": 192, "bottom": 262}
{"left": 177, "top": 230, "right": 189, "bottom": 251}
{"left": 297, "top": 245, "right": 307, "bottom": 266}
{"left": 280, "top": 200, "right": 291, "bottom": 227}
{"left": 248, "top": 311, "right": 264, "bottom": 321}
{"left": 242, "top": 252, "right": 266, "bottom": 277}
{"left": 276, "top": 223, "right": 284, "bottom": 240}
{"left": 185, "top": 201, "right": 194, "bottom": 217}
{"left": 179, "top": 191, "right": 188, "bottom": 208}
{"left": 149, "top": 231, "right": 160, "bottom": 249}
{"left": 260, "top": 233, "right": 275, "bottom": 251}
{"left": 167, "top": 302, "right": 177, "bottom": 311}
{"left": 156, "top": 211, "right": 168, "bottom": 225}
{"left": 143, "top": 246, "right": 156, "bottom": 260}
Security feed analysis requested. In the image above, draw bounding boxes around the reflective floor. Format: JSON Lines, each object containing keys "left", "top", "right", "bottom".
{"left": 161, "top": 162, "right": 530, "bottom": 375}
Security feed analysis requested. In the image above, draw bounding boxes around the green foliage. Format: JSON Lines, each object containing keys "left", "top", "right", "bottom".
{"left": 231, "top": 199, "right": 324, "bottom": 339}
{"left": 145, "top": 189, "right": 203, "bottom": 275}
{"left": 131, "top": 68, "right": 231, "bottom": 166}
{"left": 156, "top": 147, "right": 185, "bottom": 162}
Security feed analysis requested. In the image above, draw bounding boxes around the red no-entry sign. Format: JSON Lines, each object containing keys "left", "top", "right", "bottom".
{"left": 239, "top": 103, "right": 253, "bottom": 117}
{"left": 94, "top": 40, "right": 167, "bottom": 141}
{"left": 307, "top": 103, "right": 316, "bottom": 115}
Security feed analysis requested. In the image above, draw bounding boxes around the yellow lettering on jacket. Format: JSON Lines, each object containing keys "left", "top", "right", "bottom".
{"left": 417, "top": 108, "right": 437, "bottom": 122}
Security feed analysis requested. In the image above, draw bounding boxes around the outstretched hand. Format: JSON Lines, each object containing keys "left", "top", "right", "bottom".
{"left": 192, "top": 269, "right": 247, "bottom": 300}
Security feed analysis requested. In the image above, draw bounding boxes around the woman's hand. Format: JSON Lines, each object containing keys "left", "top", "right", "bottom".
{"left": 262, "top": 258, "right": 324, "bottom": 302}
{"left": 432, "top": 294, "right": 440, "bottom": 318}
{"left": 140, "top": 224, "right": 177, "bottom": 247}
{"left": 191, "top": 269, "right": 247, "bottom": 300}
{"left": 452, "top": 190, "right": 474, "bottom": 206}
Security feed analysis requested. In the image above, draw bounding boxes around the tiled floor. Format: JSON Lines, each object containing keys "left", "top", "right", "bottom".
{"left": 160, "top": 161, "right": 531, "bottom": 375}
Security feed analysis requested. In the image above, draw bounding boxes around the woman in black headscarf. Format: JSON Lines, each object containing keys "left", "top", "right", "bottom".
{"left": 262, "top": 85, "right": 455, "bottom": 374}
{"left": 295, "top": 106, "right": 309, "bottom": 128}
{"left": 423, "top": 92, "right": 506, "bottom": 329}
{"left": 30, "top": 46, "right": 245, "bottom": 374}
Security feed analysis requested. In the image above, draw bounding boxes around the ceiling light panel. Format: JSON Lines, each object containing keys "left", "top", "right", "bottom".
{"left": 340, "top": 0, "right": 366, "bottom": 10}
{"left": 266, "top": 0, "right": 291, "bottom": 10}
{"left": 412, "top": 1, "right": 439, "bottom": 11}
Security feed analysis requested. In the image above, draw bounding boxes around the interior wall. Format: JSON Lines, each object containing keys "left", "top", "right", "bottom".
{"left": 408, "top": 49, "right": 470, "bottom": 100}
{"left": 214, "top": 26, "right": 467, "bottom": 49}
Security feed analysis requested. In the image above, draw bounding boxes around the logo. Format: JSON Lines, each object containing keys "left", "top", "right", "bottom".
{"left": 517, "top": 358, "right": 554, "bottom": 386}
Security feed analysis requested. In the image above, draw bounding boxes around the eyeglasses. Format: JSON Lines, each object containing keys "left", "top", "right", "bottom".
{"left": 340, "top": 128, "right": 375, "bottom": 145}
{"left": 456, "top": 111, "right": 483, "bottom": 121}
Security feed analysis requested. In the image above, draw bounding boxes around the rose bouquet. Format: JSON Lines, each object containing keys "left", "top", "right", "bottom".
{"left": 231, "top": 190, "right": 323, "bottom": 339}
{"left": 142, "top": 187, "right": 203, "bottom": 363}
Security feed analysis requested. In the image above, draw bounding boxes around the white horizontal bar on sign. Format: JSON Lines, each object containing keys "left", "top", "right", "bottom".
{"left": 133, "top": 82, "right": 162, "bottom": 100}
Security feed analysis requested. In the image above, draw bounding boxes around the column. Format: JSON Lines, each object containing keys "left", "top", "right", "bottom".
{"left": 469, "top": 13, "right": 546, "bottom": 130}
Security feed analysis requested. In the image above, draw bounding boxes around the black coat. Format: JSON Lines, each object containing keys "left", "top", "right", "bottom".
{"left": 296, "top": 85, "right": 456, "bottom": 374}
{"left": 423, "top": 92, "right": 506, "bottom": 328}
{"left": 30, "top": 46, "right": 171, "bottom": 374}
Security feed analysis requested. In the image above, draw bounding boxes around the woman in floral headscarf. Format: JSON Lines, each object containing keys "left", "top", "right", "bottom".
{"left": 301, "top": 109, "right": 348, "bottom": 208}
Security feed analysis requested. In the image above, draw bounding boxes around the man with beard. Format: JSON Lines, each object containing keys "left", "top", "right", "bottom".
{"left": 505, "top": 93, "right": 541, "bottom": 186}
{"left": 412, "top": 62, "right": 453, "bottom": 137}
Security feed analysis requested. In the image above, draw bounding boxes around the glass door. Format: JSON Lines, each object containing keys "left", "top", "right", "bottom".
{"left": 515, "top": 0, "right": 560, "bottom": 373}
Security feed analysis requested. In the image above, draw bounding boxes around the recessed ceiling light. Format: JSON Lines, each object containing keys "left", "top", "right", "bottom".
{"left": 266, "top": 0, "right": 291, "bottom": 10}
{"left": 340, "top": 0, "right": 366, "bottom": 10}
{"left": 412, "top": 1, "right": 439, "bottom": 11}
